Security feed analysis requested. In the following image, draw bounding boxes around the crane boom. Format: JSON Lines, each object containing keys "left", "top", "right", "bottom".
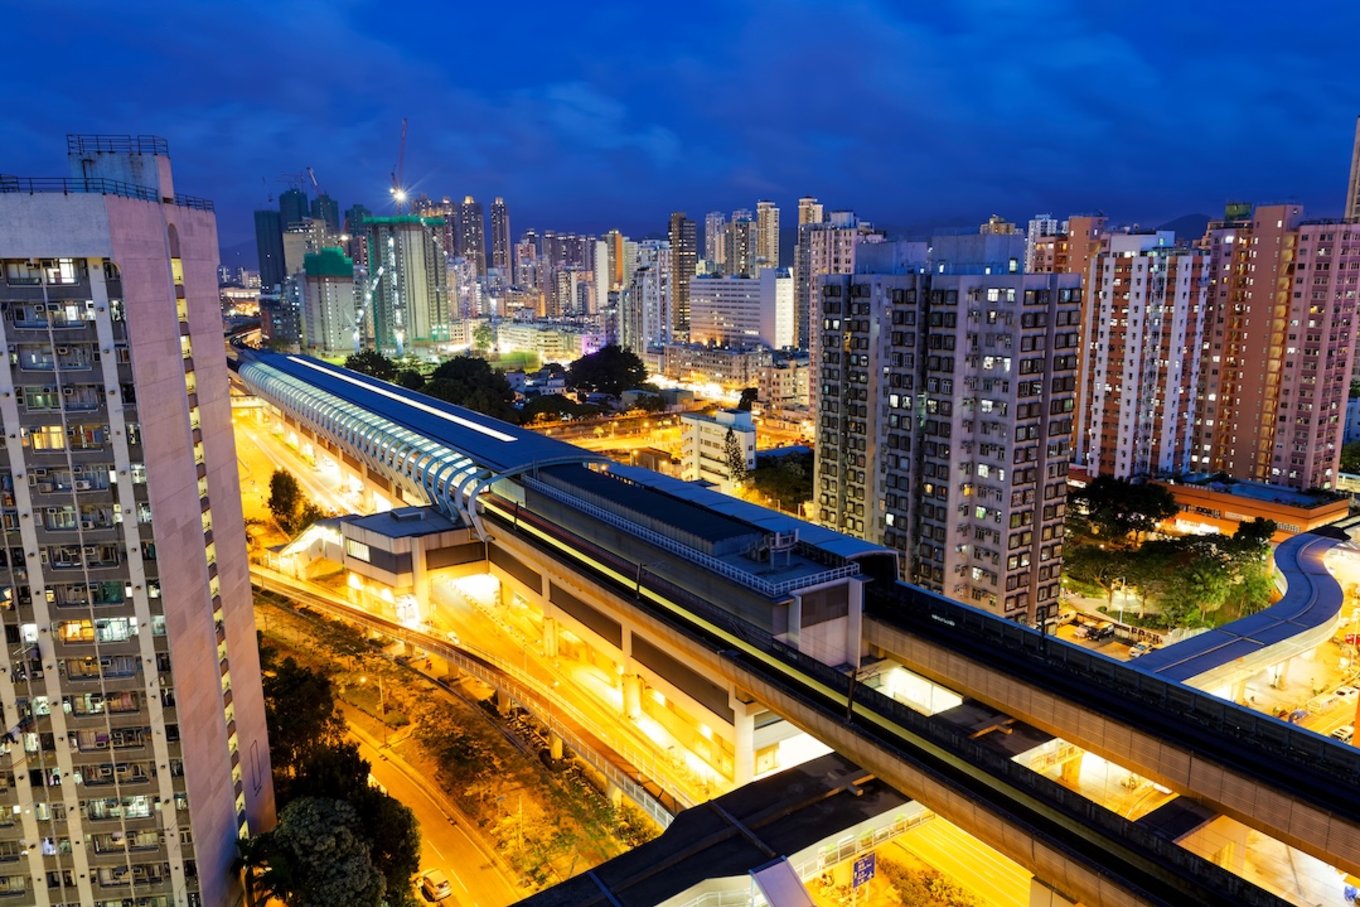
{"left": 389, "top": 117, "right": 409, "bottom": 213}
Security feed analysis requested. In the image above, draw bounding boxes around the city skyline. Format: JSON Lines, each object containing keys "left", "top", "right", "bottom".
{"left": 4, "top": 2, "right": 1359, "bottom": 256}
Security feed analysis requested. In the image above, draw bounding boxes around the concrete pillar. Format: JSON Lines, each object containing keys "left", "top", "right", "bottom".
{"left": 496, "top": 688, "right": 513, "bottom": 716}
{"left": 606, "top": 783, "right": 623, "bottom": 809}
{"left": 1059, "top": 751, "right": 1083, "bottom": 787}
{"left": 542, "top": 616, "right": 558, "bottom": 658}
{"left": 411, "top": 540, "right": 430, "bottom": 611}
{"left": 549, "top": 732, "right": 564, "bottom": 762}
{"left": 730, "top": 691, "right": 756, "bottom": 787}
{"left": 623, "top": 673, "right": 642, "bottom": 720}
{"left": 1029, "top": 878, "right": 1077, "bottom": 907}
{"left": 846, "top": 578, "right": 865, "bottom": 667}
{"left": 786, "top": 594, "right": 802, "bottom": 650}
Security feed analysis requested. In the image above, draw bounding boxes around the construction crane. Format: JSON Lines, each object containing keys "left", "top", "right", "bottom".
{"left": 306, "top": 166, "right": 323, "bottom": 195}
{"left": 389, "top": 117, "right": 408, "bottom": 214}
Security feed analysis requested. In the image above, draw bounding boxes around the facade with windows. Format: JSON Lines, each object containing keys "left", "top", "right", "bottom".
{"left": 815, "top": 239, "right": 1079, "bottom": 622}
{"left": 0, "top": 136, "right": 273, "bottom": 906}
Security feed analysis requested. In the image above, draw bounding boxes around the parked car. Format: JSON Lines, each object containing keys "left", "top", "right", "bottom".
{"left": 1089, "top": 625, "right": 1116, "bottom": 642}
{"left": 421, "top": 869, "right": 453, "bottom": 902}
{"left": 1331, "top": 725, "right": 1355, "bottom": 744}
{"left": 1335, "top": 686, "right": 1359, "bottom": 701}
{"left": 1128, "top": 642, "right": 1153, "bottom": 659}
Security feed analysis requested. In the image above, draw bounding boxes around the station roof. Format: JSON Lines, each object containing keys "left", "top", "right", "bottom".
{"left": 242, "top": 351, "right": 600, "bottom": 477}
{"left": 518, "top": 754, "right": 908, "bottom": 907}
{"left": 342, "top": 506, "right": 463, "bottom": 538}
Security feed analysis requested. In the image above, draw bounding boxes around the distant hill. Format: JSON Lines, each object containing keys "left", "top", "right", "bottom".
{"left": 220, "top": 239, "right": 257, "bottom": 270}
{"left": 1156, "top": 213, "right": 1211, "bottom": 241}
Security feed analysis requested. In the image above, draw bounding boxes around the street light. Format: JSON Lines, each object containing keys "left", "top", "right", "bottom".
{"left": 360, "top": 675, "right": 387, "bottom": 746}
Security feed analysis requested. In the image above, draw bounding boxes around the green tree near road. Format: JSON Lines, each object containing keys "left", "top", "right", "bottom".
{"left": 567, "top": 344, "right": 648, "bottom": 396}
{"left": 395, "top": 368, "right": 425, "bottom": 390}
{"left": 261, "top": 655, "right": 345, "bottom": 789}
{"left": 1069, "top": 475, "right": 1178, "bottom": 545}
{"left": 267, "top": 470, "right": 301, "bottom": 530}
{"left": 737, "top": 387, "right": 758, "bottom": 411}
{"left": 1342, "top": 441, "right": 1360, "bottom": 475}
{"left": 424, "top": 355, "right": 520, "bottom": 423}
{"left": 344, "top": 349, "right": 398, "bottom": 382}
{"left": 473, "top": 320, "right": 495, "bottom": 353}
{"left": 241, "top": 797, "right": 386, "bottom": 907}
{"left": 724, "top": 427, "right": 749, "bottom": 485}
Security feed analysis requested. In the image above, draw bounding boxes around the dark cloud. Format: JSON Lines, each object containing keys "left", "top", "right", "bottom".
{"left": 5, "top": 0, "right": 1358, "bottom": 253}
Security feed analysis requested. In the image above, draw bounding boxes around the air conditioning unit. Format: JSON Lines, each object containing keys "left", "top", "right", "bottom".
{"left": 73, "top": 480, "right": 91, "bottom": 491}
{"left": 80, "top": 521, "right": 94, "bottom": 531}
{"left": 62, "top": 387, "right": 73, "bottom": 396}
{"left": 56, "top": 347, "right": 69, "bottom": 355}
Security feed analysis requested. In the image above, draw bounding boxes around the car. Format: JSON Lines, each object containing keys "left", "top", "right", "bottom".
{"left": 1332, "top": 725, "right": 1355, "bottom": 744}
{"left": 1336, "top": 686, "right": 1359, "bottom": 701}
{"left": 444, "top": 630, "right": 461, "bottom": 646}
{"left": 1128, "top": 642, "right": 1153, "bottom": 659}
{"left": 1342, "top": 633, "right": 1360, "bottom": 645}
{"left": 1072, "top": 625, "right": 1091, "bottom": 639}
{"left": 1089, "top": 625, "right": 1116, "bottom": 642}
{"left": 421, "top": 869, "right": 453, "bottom": 902}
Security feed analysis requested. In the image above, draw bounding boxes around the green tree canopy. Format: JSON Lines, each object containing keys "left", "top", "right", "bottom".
{"left": 344, "top": 349, "right": 397, "bottom": 382}
{"left": 1341, "top": 442, "right": 1360, "bottom": 475}
{"left": 286, "top": 742, "right": 421, "bottom": 906}
{"left": 267, "top": 470, "right": 301, "bottom": 530}
{"left": 395, "top": 368, "right": 425, "bottom": 390}
{"left": 244, "top": 797, "right": 386, "bottom": 907}
{"left": 723, "top": 427, "right": 749, "bottom": 484}
{"left": 737, "top": 387, "right": 759, "bottom": 411}
{"left": 262, "top": 657, "right": 344, "bottom": 787}
{"left": 749, "top": 451, "right": 814, "bottom": 512}
{"left": 521, "top": 394, "right": 602, "bottom": 423}
{"left": 472, "top": 320, "right": 495, "bottom": 353}
{"left": 1070, "top": 476, "right": 1179, "bottom": 544}
{"left": 567, "top": 344, "right": 648, "bottom": 396}
{"left": 425, "top": 355, "right": 520, "bottom": 423}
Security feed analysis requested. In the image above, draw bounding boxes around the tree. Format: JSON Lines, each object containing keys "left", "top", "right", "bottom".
{"left": 395, "top": 368, "right": 425, "bottom": 390}
{"left": 262, "top": 657, "right": 344, "bottom": 786}
{"left": 567, "top": 344, "right": 648, "bottom": 396}
{"left": 723, "top": 427, "right": 749, "bottom": 485}
{"left": 1070, "top": 476, "right": 1178, "bottom": 545}
{"left": 1341, "top": 442, "right": 1360, "bottom": 475}
{"left": 737, "top": 387, "right": 759, "bottom": 411}
{"left": 632, "top": 393, "right": 667, "bottom": 413}
{"left": 286, "top": 742, "right": 421, "bottom": 906}
{"left": 344, "top": 349, "right": 397, "bottom": 382}
{"left": 425, "top": 355, "right": 520, "bottom": 423}
{"left": 472, "top": 320, "right": 495, "bottom": 354}
{"left": 243, "top": 797, "right": 385, "bottom": 907}
{"left": 267, "top": 470, "right": 301, "bottom": 530}
{"left": 749, "top": 451, "right": 814, "bottom": 512}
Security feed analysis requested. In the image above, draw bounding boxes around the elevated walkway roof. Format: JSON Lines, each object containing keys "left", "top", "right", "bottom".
{"left": 1132, "top": 533, "right": 1344, "bottom": 686}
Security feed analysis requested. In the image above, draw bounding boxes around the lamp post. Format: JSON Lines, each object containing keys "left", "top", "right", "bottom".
{"left": 361, "top": 675, "right": 387, "bottom": 745}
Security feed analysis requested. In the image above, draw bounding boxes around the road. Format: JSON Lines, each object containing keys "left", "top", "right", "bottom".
{"left": 349, "top": 716, "right": 523, "bottom": 906}
{"left": 893, "top": 816, "right": 1030, "bottom": 907}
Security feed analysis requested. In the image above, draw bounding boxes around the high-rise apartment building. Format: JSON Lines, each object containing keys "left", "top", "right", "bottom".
{"left": 411, "top": 196, "right": 458, "bottom": 263}
{"left": 0, "top": 135, "right": 273, "bottom": 906}
{"left": 618, "top": 241, "right": 671, "bottom": 355}
{"left": 277, "top": 186, "right": 309, "bottom": 229}
{"left": 815, "top": 237, "right": 1079, "bottom": 620}
{"left": 1024, "top": 213, "right": 1065, "bottom": 272}
{"left": 756, "top": 200, "right": 780, "bottom": 270}
{"left": 1347, "top": 116, "right": 1360, "bottom": 220}
{"left": 343, "top": 203, "right": 372, "bottom": 269}
{"left": 301, "top": 246, "right": 358, "bottom": 355}
{"left": 794, "top": 211, "right": 882, "bottom": 351}
{"left": 668, "top": 213, "right": 697, "bottom": 341}
{"left": 704, "top": 211, "right": 726, "bottom": 268}
{"left": 366, "top": 215, "right": 451, "bottom": 354}
{"left": 252, "top": 209, "right": 285, "bottom": 291}
{"left": 1075, "top": 234, "right": 1208, "bottom": 478}
{"left": 489, "top": 197, "right": 511, "bottom": 277}
{"left": 1194, "top": 204, "right": 1359, "bottom": 489}
{"left": 725, "top": 211, "right": 757, "bottom": 278}
{"left": 796, "top": 196, "right": 823, "bottom": 227}
{"left": 458, "top": 196, "right": 487, "bottom": 277}
{"left": 688, "top": 270, "right": 793, "bottom": 349}
{"left": 310, "top": 193, "right": 340, "bottom": 236}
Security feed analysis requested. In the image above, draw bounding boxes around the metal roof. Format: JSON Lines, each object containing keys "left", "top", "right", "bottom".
{"left": 244, "top": 351, "right": 599, "bottom": 475}
{"left": 1134, "top": 533, "right": 1344, "bottom": 683}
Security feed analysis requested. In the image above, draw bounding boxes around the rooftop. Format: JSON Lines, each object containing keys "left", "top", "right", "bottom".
{"left": 1171, "top": 474, "right": 1342, "bottom": 510}
{"left": 519, "top": 754, "right": 909, "bottom": 907}
{"left": 342, "top": 506, "right": 463, "bottom": 538}
{"left": 0, "top": 175, "right": 214, "bottom": 211}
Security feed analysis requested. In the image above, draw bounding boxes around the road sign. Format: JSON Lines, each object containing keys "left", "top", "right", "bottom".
{"left": 852, "top": 853, "right": 875, "bottom": 887}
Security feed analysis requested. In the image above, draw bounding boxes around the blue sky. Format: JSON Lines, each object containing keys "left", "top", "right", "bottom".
{"left": 6, "top": 1, "right": 1360, "bottom": 257}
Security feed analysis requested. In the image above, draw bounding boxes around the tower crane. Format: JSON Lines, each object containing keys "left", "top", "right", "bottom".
{"left": 389, "top": 117, "right": 408, "bottom": 214}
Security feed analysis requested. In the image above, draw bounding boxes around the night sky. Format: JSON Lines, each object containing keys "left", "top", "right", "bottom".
{"left": 7, "top": 1, "right": 1360, "bottom": 260}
